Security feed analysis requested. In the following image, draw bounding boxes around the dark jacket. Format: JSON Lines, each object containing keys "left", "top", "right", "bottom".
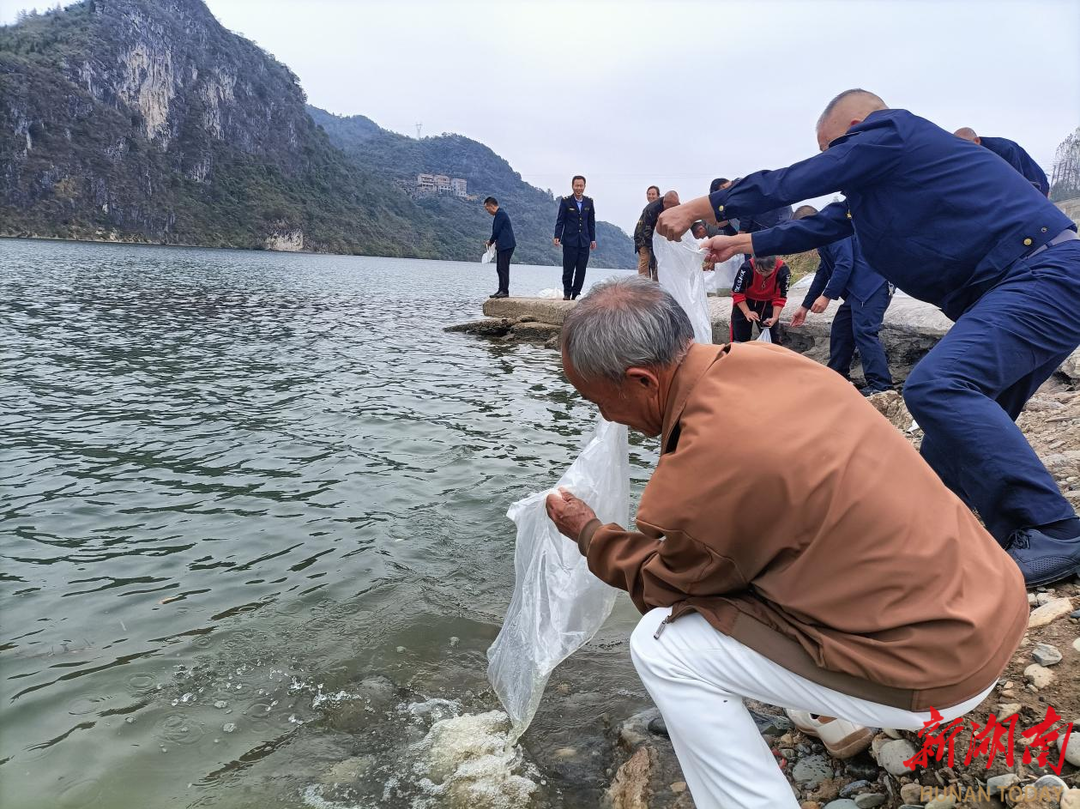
{"left": 737, "top": 204, "right": 792, "bottom": 234}
{"left": 555, "top": 195, "right": 596, "bottom": 248}
{"left": 578, "top": 342, "right": 1027, "bottom": 711}
{"left": 980, "top": 136, "right": 1050, "bottom": 197}
{"left": 488, "top": 208, "right": 516, "bottom": 251}
{"left": 715, "top": 108, "right": 1074, "bottom": 321}
{"left": 802, "top": 235, "right": 886, "bottom": 306}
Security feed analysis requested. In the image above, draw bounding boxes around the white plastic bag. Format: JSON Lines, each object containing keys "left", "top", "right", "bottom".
{"left": 710, "top": 255, "right": 742, "bottom": 291}
{"left": 487, "top": 416, "right": 628, "bottom": 739}
{"left": 536, "top": 288, "right": 562, "bottom": 299}
{"left": 652, "top": 230, "right": 713, "bottom": 344}
{"left": 758, "top": 326, "right": 773, "bottom": 343}
{"left": 481, "top": 244, "right": 496, "bottom": 264}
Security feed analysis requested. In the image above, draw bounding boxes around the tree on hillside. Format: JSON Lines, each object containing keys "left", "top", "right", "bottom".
{"left": 1050, "top": 127, "right": 1080, "bottom": 202}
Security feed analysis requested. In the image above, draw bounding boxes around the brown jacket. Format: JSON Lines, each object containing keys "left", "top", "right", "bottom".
{"left": 580, "top": 342, "right": 1027, "bottom": 711}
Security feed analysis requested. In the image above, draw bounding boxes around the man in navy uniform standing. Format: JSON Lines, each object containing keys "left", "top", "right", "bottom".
{"left": 788, "top": 204, "right": 894, "bottom": 395}
{"left": 954, "top": 127, "right": 1050, "bottom": 196}
{"left": 658, "top": 89, "right": 1080, "bottom": 586}
{"left": 554, "top": 175, "right": 597, "bottom": 300}
{"left": 484, "top": 196, "right": 516, "bottom": 298}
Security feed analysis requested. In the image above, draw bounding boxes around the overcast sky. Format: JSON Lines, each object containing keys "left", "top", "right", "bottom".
{"left": 6, "top": 0, "right": 1080, "bottom": 235}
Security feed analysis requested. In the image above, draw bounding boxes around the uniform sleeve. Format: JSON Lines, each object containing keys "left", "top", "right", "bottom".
{"left": 752, "top": 201, "right": 854, "bottom": 257}
{"left": 731, "top": 260, "right": 751, "bottom": 304}
{"left": 554, "top": 199, "right": 566, "bottom": 240}
{"left": 774, "top": 265, "right": 790, "bottom": 308}
{"left": 822, "top": 237, "right": 854, "bottom": 299}
{"left": 708, "top": 124, "right": 903, "bottom": 224}
{"left": 588, "top": 200, "right": 597, "bottom": 242}
{"left": 803, "top": 259, "right": 830, "bottom": 308}
{"left": 490, "top": 212, "right": 503, "bottom": 245}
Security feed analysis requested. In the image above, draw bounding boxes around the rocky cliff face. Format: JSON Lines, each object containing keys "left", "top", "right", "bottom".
{"left": 0, "top": 0, "right": 634, "bottom": 265}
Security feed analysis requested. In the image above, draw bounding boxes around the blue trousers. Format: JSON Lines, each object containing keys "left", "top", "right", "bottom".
{"left": 828, "top": 284, "right": 893, "bottom": 390}
{"left": 903, "top": 239, "right": 1080, "bottom": 543}
{"left": 562, "top": 246, "right": 590, "bottom": 298}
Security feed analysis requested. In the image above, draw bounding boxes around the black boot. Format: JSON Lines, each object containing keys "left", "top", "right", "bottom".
{"left": 1007, "top": 527, "right": 1080, "bottom": 587}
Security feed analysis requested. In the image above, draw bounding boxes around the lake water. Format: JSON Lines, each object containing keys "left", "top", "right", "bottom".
{"left": 0, "top": 239, "right": 659, "bottom": 809}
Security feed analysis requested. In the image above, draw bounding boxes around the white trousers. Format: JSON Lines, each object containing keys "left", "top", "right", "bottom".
{"left": 629, "top": 607, "right": 994, "bottom": 809}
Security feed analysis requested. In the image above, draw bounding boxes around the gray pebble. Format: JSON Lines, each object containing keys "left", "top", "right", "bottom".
{"left": 222, "top": 722, "right": 237, "bottom": 733}
{"left": 840, "top": 780, "right": 871, "bottom": 798}
{"left": 823, "top": 801, "right": 859, "bottom": 809}
{"left": 855, "top": 795, "right": 886, "bottom": 809}
{"left": 986, "top": 773, "right": 1019, "bottom": 796}
{"left": 1032, "top": 642, "right": 1062, "bottom": 666}
{"left": 792, "top": 754, "right": 832, "bottom": 787}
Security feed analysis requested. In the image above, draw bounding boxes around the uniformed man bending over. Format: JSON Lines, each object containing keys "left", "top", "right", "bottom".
{"left": 658, "top": 89, "right": 1080, "bottom": 586}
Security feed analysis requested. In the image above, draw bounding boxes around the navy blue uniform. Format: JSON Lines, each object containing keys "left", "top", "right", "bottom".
{"left": 488, "top": 208, "right": 515, "bottom": 295}
{"left": 800, "top": 234, "right": 892, "bottom": 391}
{"left": 980, "top": 136, "right": 1050, "bottom": 197}
{"left": 555, "top": 195, "right": 596, "bottom": 298}
{"left": 710, "top": 107, "right": 1079, "bottom": 543}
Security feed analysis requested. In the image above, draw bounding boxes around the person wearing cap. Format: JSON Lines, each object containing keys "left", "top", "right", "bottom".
{"left": 545, "top": 276, "right": 1027, "bottom": 809}
{"left": 656, "top": 89, "right": 1080, "bottom": 587}
{"left": 954, "top": 128, "right": 1050, "bottom": 196}
{"left": 788, "top": 204, "right": 894, "bottom": 395}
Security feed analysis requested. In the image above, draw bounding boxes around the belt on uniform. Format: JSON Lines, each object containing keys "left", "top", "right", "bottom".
{"left": 1027, "top": 228, "right": 1079, "bottom": 260}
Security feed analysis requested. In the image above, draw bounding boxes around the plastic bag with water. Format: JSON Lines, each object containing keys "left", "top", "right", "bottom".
{"left": 758, "top": 326, "right": 773, "bottom": 343}
{"left": 535, "top": 288, "right": 562, "bottom": 299}
{"left": 482, "top": 244, "right": 496, "bottom": 264}
{"left": 486, "top": 416, "right": 628, "bottom": 739}
{"left": 652, "top": 230, "right": 713, "bottom": 344}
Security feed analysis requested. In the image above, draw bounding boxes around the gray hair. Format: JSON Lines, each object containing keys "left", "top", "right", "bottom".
{"left": 561, "top": 276, "right": 694, "bottom": 382}
{"left": 815, "top": 88, "right": 886, "bottom": 131}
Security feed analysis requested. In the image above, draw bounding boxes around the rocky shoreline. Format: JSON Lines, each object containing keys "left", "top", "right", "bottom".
{"left": 447, "top": 298, "right": 1080, "bottom": 809}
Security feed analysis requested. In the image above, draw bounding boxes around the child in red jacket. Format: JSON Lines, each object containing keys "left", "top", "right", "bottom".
{"left": 731, "top": 256, "right": 790, "bottom": 344}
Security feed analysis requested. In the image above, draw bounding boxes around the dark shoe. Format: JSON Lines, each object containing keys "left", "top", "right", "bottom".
{"left": 490, "top": 291, "right": 509, "bottom": 299}
{"left": 1006, "top": 528, "right": 1080, "bottom": 587}
{"left": 563, "top": 295, "right": 571, "bottom": 301}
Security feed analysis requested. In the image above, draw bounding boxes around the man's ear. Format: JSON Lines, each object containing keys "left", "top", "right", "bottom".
{"left": 625, "top": 367, "right": 658, "bottom": 390}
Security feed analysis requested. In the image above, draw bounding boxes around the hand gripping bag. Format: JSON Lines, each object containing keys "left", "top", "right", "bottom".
{"left": 487, "top": 416, "right": 628, "bottom": 739}
{"left": 481, "top": 244, "right": 496, "bottom": 264}
{"left": 758, "top": 326, "right": 773, "bottom": 343}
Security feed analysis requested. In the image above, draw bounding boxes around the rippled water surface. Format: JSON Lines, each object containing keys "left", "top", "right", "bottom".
{"left": 0, "top": 240, "right": 658, "bottom": 809}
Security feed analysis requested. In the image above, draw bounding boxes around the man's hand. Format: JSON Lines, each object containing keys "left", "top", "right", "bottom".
{"left": 789, "top": 306, "right": 809, "bottom": 328}
{"left": 763, "top": 315, "right": 778, "bottom": 328}
{"left": 553, "top": 237, "right": 561, "bottom": 247}
{"left": 742, "top": 308, "right": 760, "bottom": 323}
{"left": 485, "top": 240, "right": 492, "bottom": 248}
{"left": 590, "top": 241, "right": 597, "bottom": 251}
{"left": 657, "top": 204, "right": 698, "bottom": 241}
{"left": 811, "top": 295, "right": 831, "bottom": 314}
{"left": 545, "top": 488, "right": 598, "bottom": 541}
{"left": 701, "top": 234, "right": 752, "bottom": 263}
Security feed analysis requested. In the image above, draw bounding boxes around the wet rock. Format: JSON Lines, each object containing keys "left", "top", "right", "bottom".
{"left": 855, "top": 795, "right": 886, "bottom": 809}
{"left": 213, "top": 700, "right": 228, "bottom": 709}
{"left": 320, "top": 755, "right": 375, "bottom": 784}
{"left": 647, "top": 715, "right": 670, "bottom": 739}
{"left": 222, "top": 722, "right": 237, "bottom": 733}
{"left": 1024, "top": 663, "right": 1055, "bottom": 689}
{"left": 987, "top": 773, "right": 1020, "bottom": 796}
{"left": 840, "top": 781, "right": 872, "bottom": 798}
{"left": 444, "top": 318, "right": 513, "bottom": 337}
{"left": 877, "top": 739, "right": 917, "bottom": 776}
{"left": 900, "top": 782, "right": 924, "bottom": 804}
{"left": 619, "top": 709, "right": 661, "bottom": 751}
{"left": 1032, "top": 643, "right": 1062, "bottom": 666}
{"left": 606, "top": 746, "right": 656, "bottom": 809}
{"left": 793, "top": 755, "right": 832, "bottom": 787}
{"left": 552, "top": 747, "right": 577, "bottom": 761}
{"left": 1028, "top": 598, "right": 1074, "bottom": 628}
{"left": 508, "top": 321, "right": 561, "bottom": 341}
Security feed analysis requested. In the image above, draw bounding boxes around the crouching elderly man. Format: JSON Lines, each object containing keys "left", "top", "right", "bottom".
{"left": 545, "top": 276, "right": 1028, "bottom": 809}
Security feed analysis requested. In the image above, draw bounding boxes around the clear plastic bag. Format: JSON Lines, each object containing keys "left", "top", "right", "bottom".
{"left": 536, "top": 288, "right": 562, "bottom": 299}
{"left": 652, "top": 230, "right": 713, "bottom": 344}
{"left": 758, "top": 326, "right": 773, "bottom": 343}
{"left": 481, "top": 244, "right": 496, "bottom": 264}
{"left": 487, "top": 416, "right": 628, "bottom": 739}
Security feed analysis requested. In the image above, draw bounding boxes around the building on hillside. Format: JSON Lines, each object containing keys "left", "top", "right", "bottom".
{"left": 450, "top": 178, "right": 467, "bottom": 197}
{"left": 415, "top": 174, "right": 468, "bottom": 197}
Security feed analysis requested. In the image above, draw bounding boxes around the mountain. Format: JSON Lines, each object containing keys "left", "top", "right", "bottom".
{"left": 308, "top": 107, "right": 631, "bottom": 268}
{"left": 0, "top": 0, "right": 633, "bottom": 267}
